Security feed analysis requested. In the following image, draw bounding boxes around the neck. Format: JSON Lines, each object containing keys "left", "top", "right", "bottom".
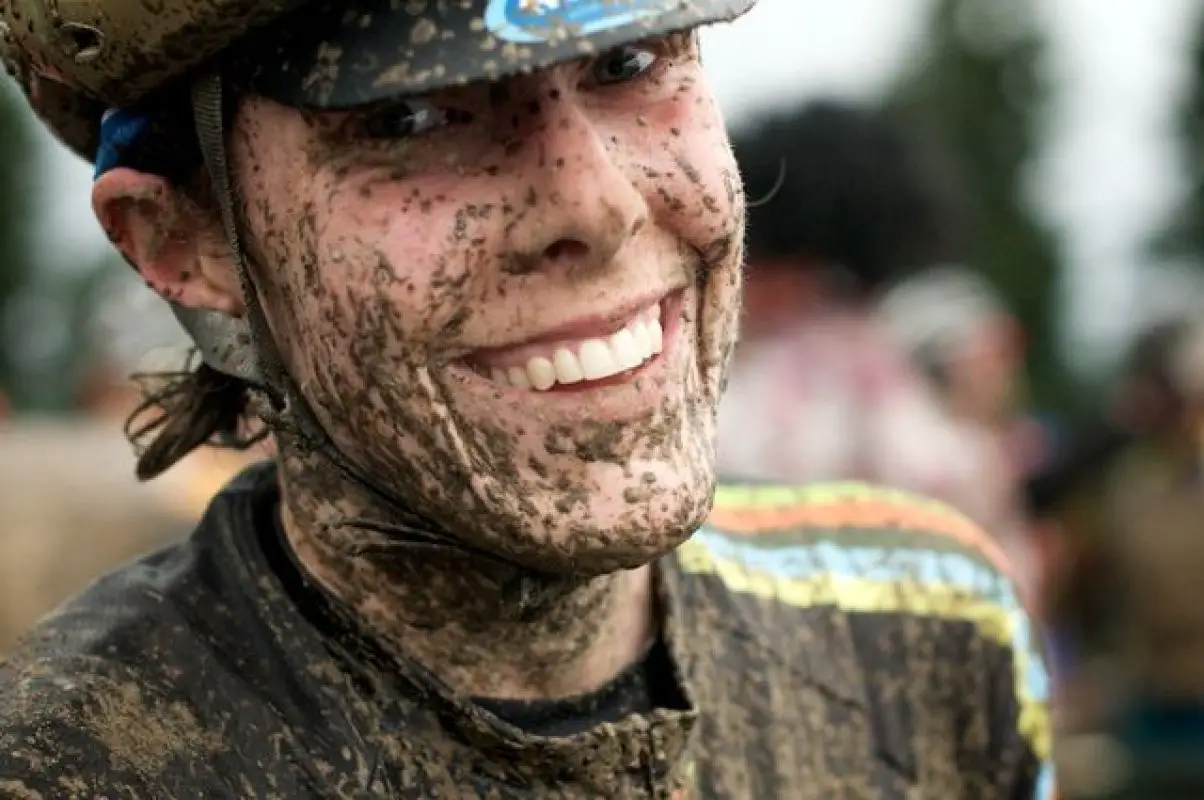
{"left": 275, "top": 445, "right": 657, "bottom": 701}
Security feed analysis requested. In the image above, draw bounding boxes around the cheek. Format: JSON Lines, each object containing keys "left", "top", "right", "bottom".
{"left": 255, "top": 171, "right": 492, "bottom": 378}
{"left": 332, "top": 180, "right": 504, "bottom": 344}
{"left": 633, "top": 88, "right": 743, "bottom": 262}
{"left": 237, "top": 165, "right": 321, "bottom": 351}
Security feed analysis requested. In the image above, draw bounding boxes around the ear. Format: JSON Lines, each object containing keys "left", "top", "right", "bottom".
{"left": 92, "top": 168, "right": 245, "bottom": 316}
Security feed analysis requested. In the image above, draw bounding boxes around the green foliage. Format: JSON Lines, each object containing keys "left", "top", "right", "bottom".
{"left": 880, "top": 0, "right": 1072, "bottom": 412}
{"left": 1151, "top": 5, "right": 1204, "bottom": 267}
{"left": 0, "top": 79, "right": 44, "bottom": 406}
{"left": 0, "top": 79, "right": 130, "bottom": 412}
{"left": 8, "top": 255, "right": 124, "bottom": 412}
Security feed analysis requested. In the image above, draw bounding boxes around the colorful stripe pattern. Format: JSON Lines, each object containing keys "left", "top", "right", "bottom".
{"left": 680, "top": 482, "right": 1052, "bottom": 769}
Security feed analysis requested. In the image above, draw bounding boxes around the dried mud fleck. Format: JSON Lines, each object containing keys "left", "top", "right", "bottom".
{"left": 83, "top": 681, "right": 222, "bottom": 775}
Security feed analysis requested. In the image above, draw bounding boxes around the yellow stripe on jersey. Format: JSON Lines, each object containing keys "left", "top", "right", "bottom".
{"left": 676, "top": 531, "right": 1051, "bottom": 761}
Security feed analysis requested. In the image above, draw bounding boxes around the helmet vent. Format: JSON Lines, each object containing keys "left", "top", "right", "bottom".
{"left": 57, "top": 21, "right": 103, "bottom": 65}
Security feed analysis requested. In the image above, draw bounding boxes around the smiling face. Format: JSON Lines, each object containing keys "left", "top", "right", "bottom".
{"left": 229, "top": 33, "right": 745, "bottom": 574}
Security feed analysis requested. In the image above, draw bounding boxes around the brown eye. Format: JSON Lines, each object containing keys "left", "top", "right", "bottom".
{"left": 589, "top": 45, "right": 659, "bottom": 86}
{"left": 360, "top": 100, "right": 465, "bottom": 140}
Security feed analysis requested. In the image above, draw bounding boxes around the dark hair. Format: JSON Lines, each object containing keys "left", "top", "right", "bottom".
{"left": 124, "top": 354, "right": 266, "bottom": 481}
{"left": 1124, "top": 317, "right": 1192, "bottom": 398}
{"left": 730, "top": 99, "right": 960, "bottom": 293}
{"left": 1023, "top": 422, "right": 1133, "bottom": 517}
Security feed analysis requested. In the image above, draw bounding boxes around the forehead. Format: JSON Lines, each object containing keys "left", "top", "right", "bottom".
{"left": 232, "top": 0, "right": 754, "bottom": 111}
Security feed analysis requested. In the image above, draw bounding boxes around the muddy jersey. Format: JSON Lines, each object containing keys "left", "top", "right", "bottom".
{"left": 0, "top": 464, "right": 1051, "bottom": 798}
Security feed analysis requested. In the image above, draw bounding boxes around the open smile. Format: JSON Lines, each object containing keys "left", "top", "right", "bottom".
{"left": 461, "top": 291, "right": 683, "bottom": 393}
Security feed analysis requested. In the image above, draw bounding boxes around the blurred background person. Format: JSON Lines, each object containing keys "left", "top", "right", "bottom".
{"left": 878, "top": 266, "right": 1029, "bottom": 449}
{"left": 879, "top": 266, "right": 1038, "bottom": 592}
{"left": 1035, "top": 317, "right": 1203, "bottom": 670}
{"left": 717, "top": 100, "right": 1029, "bottom": 544}
{"left": 1042, "top": 319, "right": 1204, "bottom": 686}
{"left": 1027, "top": 315, "right": 1204, "bottom": 798}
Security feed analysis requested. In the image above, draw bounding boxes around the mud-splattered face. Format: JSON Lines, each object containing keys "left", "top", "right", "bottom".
{"left": 231, "top": 33, "right": 744, "bottom": 574}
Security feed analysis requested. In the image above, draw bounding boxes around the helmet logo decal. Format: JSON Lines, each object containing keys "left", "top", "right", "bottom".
{"left": 484, "top": 0, "right": 665, "bottom": 44}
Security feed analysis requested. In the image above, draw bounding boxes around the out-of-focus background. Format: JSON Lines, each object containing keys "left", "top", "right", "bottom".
{"left": 6, "top": 1, "right": 1204, "bottom": 790}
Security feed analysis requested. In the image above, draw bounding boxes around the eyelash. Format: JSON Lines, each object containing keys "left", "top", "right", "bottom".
{"left": 353, "top": 37, "right": 683, "bottom": 143}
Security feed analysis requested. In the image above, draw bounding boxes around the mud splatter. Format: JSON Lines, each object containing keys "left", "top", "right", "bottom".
{"left": 0, "top": 780, "right": 42, "bottom": 800}
{"left": 83, "top": 681, "right": 222, "bottom": 775}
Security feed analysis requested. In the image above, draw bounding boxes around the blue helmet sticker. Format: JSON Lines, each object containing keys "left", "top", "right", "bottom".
{"left": 484, "top": 0, "right": 666, "bottom": 45}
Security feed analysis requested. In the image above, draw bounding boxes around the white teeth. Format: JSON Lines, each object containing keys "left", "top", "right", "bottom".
{"left": 487, "top": 301, "right": 666, "bottom": 391}
{"left": 526, "top": 357, "right": 557, "bottom": 391}
{"left": 507, "top": 366, "right": 531, "bottom": 390}
{"left": 552, "top": 348, "right": 584, "bottom": 384}
{"left": 578, "top": 339, "right": 619, "bottom": 381}
{"left": 609, "top": 328, "right": 641, "bottom": 371}
{"left": 630, "top": 320, "right": 652, "bottom": 356}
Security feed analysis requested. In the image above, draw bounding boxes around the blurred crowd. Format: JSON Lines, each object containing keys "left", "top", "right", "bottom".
{"left": 4, "top": 91, "right": 1204, "bottom": 797}
{"left": 718, "top": 100, "right": 1039, "bottom": 598}
{"left": 716, "top": 99, "right": 1204, "bottom": 797}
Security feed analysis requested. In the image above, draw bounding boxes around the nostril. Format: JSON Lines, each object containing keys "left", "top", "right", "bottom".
{"left": 543, "top": 239, "right": 589, "bottom": 262}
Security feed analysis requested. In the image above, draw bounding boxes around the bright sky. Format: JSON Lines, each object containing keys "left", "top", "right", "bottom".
{"left": 31, "top": 0, "right": 1203, "bottom": 377}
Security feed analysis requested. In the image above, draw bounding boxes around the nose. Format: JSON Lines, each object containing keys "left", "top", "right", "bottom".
{"left": 502, "top": 97, "right": 649, "bottom": 278}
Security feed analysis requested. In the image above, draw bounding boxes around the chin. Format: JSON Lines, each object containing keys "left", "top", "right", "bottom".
{"left": 389, "top": 282, "right": 720, "bottom": 575}
{"left": 467, "top": 410, "right": 720, "bottom": 577}
{"left": 560, "top": 460, "right": 716, "bottom": 575}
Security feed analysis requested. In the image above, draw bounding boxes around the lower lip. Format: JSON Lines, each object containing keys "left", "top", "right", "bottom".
{"left": 457, "top": 289, "right": 684, "bottom": 396}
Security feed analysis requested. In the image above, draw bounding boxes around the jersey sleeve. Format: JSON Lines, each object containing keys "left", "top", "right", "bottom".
{"left": 985, "top": 584, "right": 1055, "bottom": 799}
{"left": 703, "top": 481, "right": 1055, "bottom": 797}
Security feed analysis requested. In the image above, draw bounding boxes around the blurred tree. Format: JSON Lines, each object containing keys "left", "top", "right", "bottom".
{"left": 0, "top": 79, "right": 44, "bottom": 409}
{"left": 10, "top": 257, "right": 127, "bottom": 412}
{"left": 879, "top": 0, "right": 1072, "bottom": 413}
{"left": 1151, "top": 5, "right": 1204, "bottom": 268}
{"left": 0, "top": 79, "right": 129, "bottom": 413}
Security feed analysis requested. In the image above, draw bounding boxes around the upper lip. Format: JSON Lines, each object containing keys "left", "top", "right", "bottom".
{"left": 463, "top": 287, "right": 679, "bottom": 358}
